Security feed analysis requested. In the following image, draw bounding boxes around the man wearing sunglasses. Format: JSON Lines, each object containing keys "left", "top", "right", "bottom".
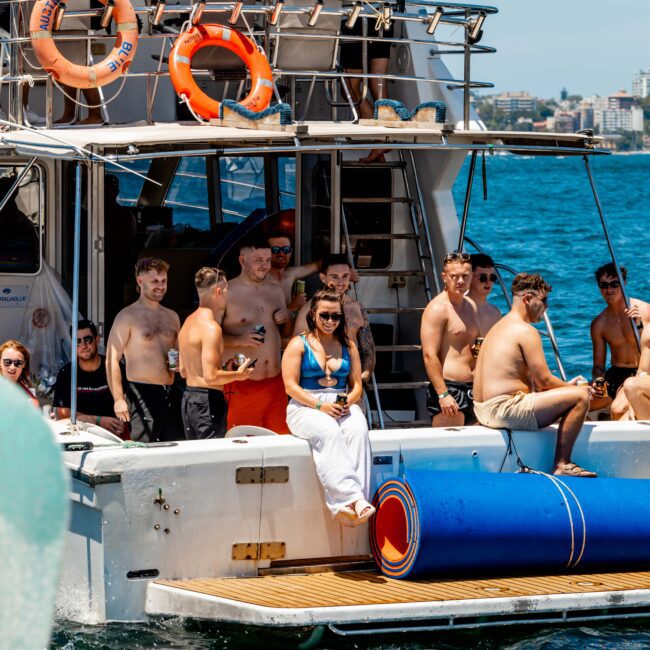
{"left": 590, "top": 262, "right": 650, "bottom": 419}
{"left": 467, "top": 253, "right": 501, "bottom": 336}
{"left": 474, "top": 273, "right": 597, "bottom": 478}
{"left": 421, "top": 252, "right": 480, "bottom": 427}
{"left": 53, "top": 319, "right": 124, "bottom": 436}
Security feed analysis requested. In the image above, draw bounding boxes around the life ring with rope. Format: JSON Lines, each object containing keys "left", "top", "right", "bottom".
{"left": 29, "top": 0, "right": 138, "bottom": 89}
{"left": 169, "top": 24, "right": 273, "bottom": 120}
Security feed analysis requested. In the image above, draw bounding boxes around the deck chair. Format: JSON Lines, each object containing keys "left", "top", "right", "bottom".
{"left": 269, "top": 0, "right": 350, "bottom": 119}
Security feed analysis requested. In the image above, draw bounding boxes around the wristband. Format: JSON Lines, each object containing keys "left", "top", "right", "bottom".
{"left": 96, "top": 415, "right": 101, "bottom": 425}
{"left": 315, "top": 399, "right": 322, "bottom": 410}
{"left": 437, "top": 390, "right": 450, "bottom": 400}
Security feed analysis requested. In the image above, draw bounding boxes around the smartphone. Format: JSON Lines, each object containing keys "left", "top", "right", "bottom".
{"left": 248, "top": 358, "right": 258, "bottom": 368}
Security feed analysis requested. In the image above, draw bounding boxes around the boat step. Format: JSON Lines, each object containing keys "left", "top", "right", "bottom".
{"left": 146, "top": 569, "right": 650, "bottom": 631}
{"left": 342, "top": 197, "right": 413, "bottom": 204}
{"left": 348, "top": 233, "right": 418, "bottom": 240}
{"left": 366, "top": 307, "right": 426, "bottom": 314}
{"left": 259, "top": 555, "right": 375, "bottom": 577}
{"left": 342, "top": 161, "right": 406, "bottom": 169}
{"left": 375, "top": 381, "right": 429, "bottom": 390}
{"left": 375, "top": 344, "right": 422, "bottom": 352}
{"left": 357, "top": 270, "right": 424, "bottom": 277}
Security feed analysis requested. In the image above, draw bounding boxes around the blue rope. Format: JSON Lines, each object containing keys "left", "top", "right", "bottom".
{"left": 218, "top": 99, "right": 293, "bottom": 125}
{"left": 373, "top": 98, "right": 447, "bottom": 123}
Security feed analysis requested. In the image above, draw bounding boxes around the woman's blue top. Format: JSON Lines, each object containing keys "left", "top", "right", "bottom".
{"left": 299, "top": 335, "right": 350, "bottom": 390}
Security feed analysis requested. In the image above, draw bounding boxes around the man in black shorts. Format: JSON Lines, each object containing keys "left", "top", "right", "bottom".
{"left": 178, "top": 267, "right": 254, "bottom": 438}
{"left": 340, "top": 13, "right": 393, "bottom": 162}
{"left": 421, "top": 252, "right": 480, "bottom": 426}
{"left": 53, "top": 319, "right": 125, "bottom": 437}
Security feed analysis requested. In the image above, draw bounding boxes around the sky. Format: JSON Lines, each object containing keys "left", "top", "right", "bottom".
{"left": 443, "top": 0, "right": 649, "bottom": 100}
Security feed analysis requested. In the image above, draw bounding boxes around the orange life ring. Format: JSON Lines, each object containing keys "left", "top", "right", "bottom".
{"left": 29, "top": 0, "right": 138, "bottom": 89}
{"left": 169, "top": 25, "right": 273, "bottom": 120}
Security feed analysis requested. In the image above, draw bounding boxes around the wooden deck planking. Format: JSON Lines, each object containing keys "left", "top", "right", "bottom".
{"left": 154, "top": 570, "right": 650, "bottom": 610}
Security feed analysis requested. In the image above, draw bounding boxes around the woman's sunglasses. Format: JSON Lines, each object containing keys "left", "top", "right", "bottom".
{"left": 77, "top": 335, "right": 95, "bottom": 346}
{"left": 271, "top": 246, "right": 292, "bottom": 255}
{"left": 477, "top": 273, "right": 498, "bottom": 283}
{"left": 2, "top": 358, "right": 24, "bottom": 368}
{"left": 598, "top": 280, "right": 620, "bottom": 290}
{"left": 318, "top": 312, "right": 342, "bottom": 323}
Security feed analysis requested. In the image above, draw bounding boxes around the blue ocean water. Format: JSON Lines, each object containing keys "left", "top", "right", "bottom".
{"left": 51, "top": 153, "right": 650, "bottom": 648}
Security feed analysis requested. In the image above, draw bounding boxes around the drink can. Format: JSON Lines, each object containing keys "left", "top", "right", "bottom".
{"left": 295, "top": 280, "right": 306, "bottom": 295}
{"left": 471, "top": 337, "right": 484, "bottom": 359}
{"left": 576, "top": 378, "right": 589, "bottom": 387}
{"left": 234, "top": 353, "right": 246, "bottom": 369}
{"left": 167, "top": 348, "right": 179, "bottom": 371}
{"left": 593, "top": 376, "right": 608, "bottom": 395}
{"left": 336, "top": 393, "right": 348, "bottom": 405}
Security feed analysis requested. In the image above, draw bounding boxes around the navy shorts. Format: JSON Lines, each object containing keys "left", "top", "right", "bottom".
{"left": 427, "top": 380, "right": 477, "bottom": 425}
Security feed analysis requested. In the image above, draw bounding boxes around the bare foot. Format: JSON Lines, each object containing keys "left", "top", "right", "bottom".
{"left": 552, "top": 462, "right": 597, "bottom": 478}
{"left": 359, "top": 149, "right": 389, "bottom": 164}
{"left": 78, "top": 114, "right": 104, "bottom": 125}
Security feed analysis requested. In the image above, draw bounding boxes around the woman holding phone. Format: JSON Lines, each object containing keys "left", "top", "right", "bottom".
{"left": 282, "top": 289, "right": 374, "bottom": 526}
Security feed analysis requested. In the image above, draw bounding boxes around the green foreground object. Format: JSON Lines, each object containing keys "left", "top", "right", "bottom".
{"left": 0, "top": 381, "right": 69, "bottom": 650}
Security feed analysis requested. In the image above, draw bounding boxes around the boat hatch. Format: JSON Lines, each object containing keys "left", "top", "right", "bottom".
{"left": 146, "top": 569, "right": 650, "bottom": 632}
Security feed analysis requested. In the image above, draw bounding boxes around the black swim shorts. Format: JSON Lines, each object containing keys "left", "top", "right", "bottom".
{"left": 339, "top": 19, "right": 395, "bottom": 69}
{"left": 604, "top": 366, "right": 637, "bottom": 399}
{"left": 126, "top": 381, "right": 184, "bottom": 443}
{"left": 427, "top": 380, "right": 477, "bottom": 425}
{"left": 181, "top": 387, "right": 228, "bottom": 439}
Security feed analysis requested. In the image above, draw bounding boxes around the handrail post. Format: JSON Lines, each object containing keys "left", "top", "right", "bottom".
{"left": 70, "top": 161, "right": 83, "bottom": 426}
{"left": 583, "top": 155, "right": 641, "bottom": 351}
{"left": 463, "top": 9, "right": 471, "bottom": 130}
{"left": 456, "top": 149, "right": 477, "bottom": 252}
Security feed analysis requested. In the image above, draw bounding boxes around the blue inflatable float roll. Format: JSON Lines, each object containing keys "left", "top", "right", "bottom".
{"left": 370, "top": 470, "right": 650, "bottom": 579}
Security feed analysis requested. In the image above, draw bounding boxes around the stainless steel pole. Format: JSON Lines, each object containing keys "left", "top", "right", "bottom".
{"left": 70, "top": 162, "right": 83, "bottom": 425}
{"left": 456, "top": 150, "right": 477, "bottom": 252}
{"left": 583, "top": 155, "right": 641, "bottom": 351}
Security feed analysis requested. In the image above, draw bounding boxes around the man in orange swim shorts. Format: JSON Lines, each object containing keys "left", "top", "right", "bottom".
{"left": 222, "top": 237, "right": 292, "bottom": 433}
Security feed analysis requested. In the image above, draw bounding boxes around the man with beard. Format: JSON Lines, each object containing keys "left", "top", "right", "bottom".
{"left": 473, "top": 273, "right": 596, "bottom": 477}
{"left": 53, "top": 319, "right": 124, "bottom": 436}
{"left": 590, "top": 262, "right": 650, "bottom": 419}
{"left": 222, "top": 238, "right": 291, "bottom": 433}
{"left": 178, "top": 267, "right": 254, "bottom": 439}
{"left": 421, "top": 252, "right": 480, "bottom": 426}
{"left": 293, "top": 254, "right": 375, "bottom": 384}
{"left": 107, "top": 257, "right": 183, "bottom": 442}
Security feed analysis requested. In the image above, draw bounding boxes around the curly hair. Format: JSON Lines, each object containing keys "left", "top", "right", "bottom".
{"left": 0, "top": 339, "right": 31, "bottom": 388}
{"left": 305, "top": 289, "right": 350, "bottom": 348}
{"left": 511, "top": 273, "right": 552, "bottom": 296}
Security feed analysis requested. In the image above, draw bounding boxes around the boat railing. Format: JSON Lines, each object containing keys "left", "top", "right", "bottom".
{"left": 464, "top": 236, "right": 568, "bottom": 381}
{"left": 0, "top": 0, "right": 497, "bottom": 128}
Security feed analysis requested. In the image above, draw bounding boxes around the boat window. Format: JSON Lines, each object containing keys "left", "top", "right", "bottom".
{"left": 278, "top": 157, "right": 296, "bottom": 210}
{"left": 165, "top": 157, "right": 211, "bottom": 233}
{"left": 219, "top": 156, "right": 266, "bottom": 222}
{"left": 0, "top": 165, "right": 42, "bottom": 274}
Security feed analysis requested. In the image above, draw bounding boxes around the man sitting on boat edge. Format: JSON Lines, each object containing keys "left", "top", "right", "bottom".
{"left": 622, "top": 326, "right": 650, "bottom": 420}
{"left": 473, "top": 273, "right": 597, "bottom": 478}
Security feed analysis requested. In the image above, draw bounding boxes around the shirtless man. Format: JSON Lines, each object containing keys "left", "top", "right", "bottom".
{"left": 466, "top": 253, "right": 501, "bottom": 336}
{"left": 293, "top": 254, "right": 376, "bottom": 383}
{"left": 622, "top": 326, "right": 650, "bottom": 419}
{"left": 107, "top": 257, "right": 183, "bottom": 442}
{"left": 590, "top": 262, "right": 650, "bottom": 419}
{"left": 222, "top": 239, "right": 291, "bottom": 433}
{"left": 267, "top": 230, "right": 320, "bottom": 312}
{"left": 178, "top": 267, "right": 255, "bottom": 439}
{"left": 473, "top": 273, "right": 596, "bottom": 477}
{"left": 421, "top": 252, "right": 480, "bottom": 426}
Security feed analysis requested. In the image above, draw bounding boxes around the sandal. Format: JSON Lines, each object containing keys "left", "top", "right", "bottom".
{"left": 335, "top": 503, "right": 357, "bottom": 526}
{"left": 353, "top": 499, "right": 376, "bottom": 524}
{"left": 553, "top": 463, "right": 597, "bottom": 478}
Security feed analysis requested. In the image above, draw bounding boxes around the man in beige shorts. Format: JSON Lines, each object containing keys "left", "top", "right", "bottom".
{"left": 473, "top": 272, "right": 597, "bottom": 478}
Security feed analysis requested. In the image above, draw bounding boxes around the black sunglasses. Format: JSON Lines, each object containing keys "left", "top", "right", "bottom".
{"left": 318, "top": 312, "right": 342, "bottom": 323}
{"left": 271, "top": 246, "right": 292, "bottom": 255}
{"left": 2, "top": 358, "right": 24, "bottom": 368}
{"left": 77, "top": 335, "right": 95, "bottom": 346}
{"left": 478, "top": 273, "right": 498, "bottom": 283}
{"left": 598, "top": 280, "right": 620, "bottom": 290}
{"left": 444, "top": 252, "right": 471, "bottom": 264}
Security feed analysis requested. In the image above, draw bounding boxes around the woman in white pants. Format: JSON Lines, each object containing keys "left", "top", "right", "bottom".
{"left": 282, "top": 289, "right": 375, "bottom": 526}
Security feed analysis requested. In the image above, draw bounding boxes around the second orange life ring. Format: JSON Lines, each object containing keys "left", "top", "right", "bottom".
{"left": 169, "top": 25, "right": 273, "bottom": 120}
{"left": 29, "top": 0, "right": 138, "bottom": 89}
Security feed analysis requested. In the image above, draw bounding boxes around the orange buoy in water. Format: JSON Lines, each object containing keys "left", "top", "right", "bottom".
{"left": 169, "top": 24, "right": 273, "bottom": 120}
{"left": 29, "top": 0, "right": 138, "bottom": 89}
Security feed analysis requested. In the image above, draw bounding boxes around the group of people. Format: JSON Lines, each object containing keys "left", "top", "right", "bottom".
{"left": 423, "top": 253, "right": 650, "bottom": 479}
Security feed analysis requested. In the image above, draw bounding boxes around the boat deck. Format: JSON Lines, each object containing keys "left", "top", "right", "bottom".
{"left": 146, "top": 569, "right": 650, "bottom": 633}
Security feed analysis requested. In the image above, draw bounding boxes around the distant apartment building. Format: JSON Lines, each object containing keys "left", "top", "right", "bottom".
{"left": 580, "top": 93, "right": 642, "bottom": 133}
{"left": 493, "top": 91, "right": 537, "bottom": 114}
{"left": 632, "top": 70, "right": 650, "bottom": 98}
{"left": 547, "top": 111, "right": 579, "bottom": 133}
{"left": 600, "top": 106, "right": 643, "bottom": 133}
